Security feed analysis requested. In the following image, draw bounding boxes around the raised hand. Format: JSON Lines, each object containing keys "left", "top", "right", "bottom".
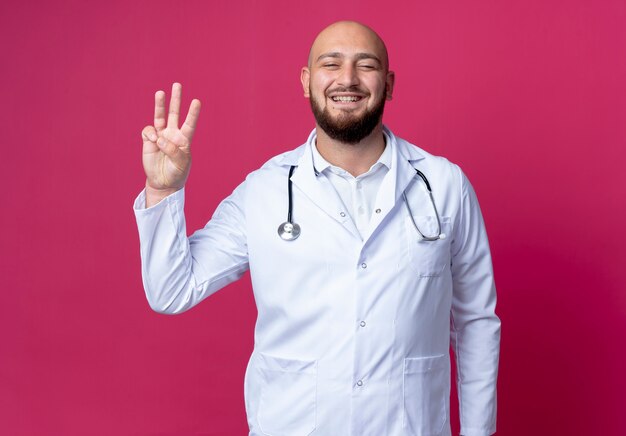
{"left": 141, "top": 83, "right": 201, "bottom": 206}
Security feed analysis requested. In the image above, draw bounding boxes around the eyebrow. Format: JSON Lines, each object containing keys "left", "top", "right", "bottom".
{"left": 316, "top": 52, "right": 382, "bottom": 65}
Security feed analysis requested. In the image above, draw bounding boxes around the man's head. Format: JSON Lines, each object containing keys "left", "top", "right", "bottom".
{"left": 301, "top": 21, "right": 395, "bottom": 144}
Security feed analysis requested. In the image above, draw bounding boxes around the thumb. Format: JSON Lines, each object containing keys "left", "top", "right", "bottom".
{"left": 156, "top": 136, "right": 183, "bottom": 159}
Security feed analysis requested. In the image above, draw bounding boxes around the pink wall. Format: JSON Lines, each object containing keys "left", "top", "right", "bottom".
{"left": 1, "top": 0, "right": 625, "bottom": 434}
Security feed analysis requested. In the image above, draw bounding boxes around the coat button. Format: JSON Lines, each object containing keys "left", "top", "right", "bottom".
{"left": 361, "top": 263, "right": 367, "bottom": 269}
{"left": 360, "top": 321, "right": 366, "bottom": 327}
{"left": 356, "top": 380, "right": 363, "bottom": 387}
{"left": 375, "top": 208, "right": 381, "bottom": 213}
{"left": 340, "top": 212, "right": 346, "bottom": 217}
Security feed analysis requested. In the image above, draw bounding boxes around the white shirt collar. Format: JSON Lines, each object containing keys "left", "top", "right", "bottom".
{"left": 309, "top": 130, "right": 393, "bottom": 177}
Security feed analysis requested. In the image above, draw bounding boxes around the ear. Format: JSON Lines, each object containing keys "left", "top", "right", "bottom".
{"left": 300, "top": 67, "right": 311, "bottom": 98}
{"left": 385, "top": 70, "right": 395, "bottom": 101}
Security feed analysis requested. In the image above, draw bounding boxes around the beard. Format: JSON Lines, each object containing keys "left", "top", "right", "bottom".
{"left": 309, "top": 88, "right": 386, "bottom": 144}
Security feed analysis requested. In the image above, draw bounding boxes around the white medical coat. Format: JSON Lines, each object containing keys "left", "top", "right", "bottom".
{"left": 134, "top": 127, "right": 500, "bottom": 436}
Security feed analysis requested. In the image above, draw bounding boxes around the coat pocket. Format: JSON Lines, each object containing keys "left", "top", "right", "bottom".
{"left": 257, "top": 353, "right": 317, "bottom": 436}
{"left": 405, "top": 216, "right": 452, "bottom": 277}
{"left": 403, "top": 355, "right": 448, "bottom": 435}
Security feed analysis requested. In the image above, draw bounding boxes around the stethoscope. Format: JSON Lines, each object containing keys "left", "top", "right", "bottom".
{"left": 278, "top": 165, "right": 446, "bottom": 242}
{"left": 277, "top": 165, "right": 302, "bottom": 240}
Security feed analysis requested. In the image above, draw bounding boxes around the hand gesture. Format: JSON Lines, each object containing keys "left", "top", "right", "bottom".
{"left": 141, "top": 83, "right": 201, "bottom": 206}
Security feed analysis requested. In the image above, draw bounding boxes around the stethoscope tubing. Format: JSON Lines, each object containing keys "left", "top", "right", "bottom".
{"left": 286, "top": 164, "right": 296, "bottom": 224}
{"left": 403, "top": 168, "right": 444, "bottom": 241}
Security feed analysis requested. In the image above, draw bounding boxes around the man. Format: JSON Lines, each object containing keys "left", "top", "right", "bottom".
{"left": 135, "top": 21, "right": 500, "bottom": 436}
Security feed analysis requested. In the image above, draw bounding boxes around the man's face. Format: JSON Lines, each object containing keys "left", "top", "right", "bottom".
{"left": 301, "top": 22, "right": 395, "bottom": 144}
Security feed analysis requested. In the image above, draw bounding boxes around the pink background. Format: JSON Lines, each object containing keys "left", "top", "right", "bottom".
{"left": 1, "top": 0, "right": 625, "bottom": 434}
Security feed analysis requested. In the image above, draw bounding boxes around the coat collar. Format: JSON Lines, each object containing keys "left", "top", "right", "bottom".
{"left": 277, "top": 126, "right": 426, "bottom": 168}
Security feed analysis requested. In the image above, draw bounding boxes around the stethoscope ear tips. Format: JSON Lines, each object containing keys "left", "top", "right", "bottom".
{"left": 439, "top": 233, "right": 446, "bottom": 240}
{"left": 278, "top": 221, "right": 301, "bottom": 241}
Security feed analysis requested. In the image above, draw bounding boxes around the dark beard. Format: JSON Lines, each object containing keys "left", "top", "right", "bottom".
{"left": 309, "top": 90, "right": 386, "bottom": 144}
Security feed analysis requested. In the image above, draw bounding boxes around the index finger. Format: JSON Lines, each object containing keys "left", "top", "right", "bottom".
{"left": 167, "top": 82, "right": 182, "bottom": 129}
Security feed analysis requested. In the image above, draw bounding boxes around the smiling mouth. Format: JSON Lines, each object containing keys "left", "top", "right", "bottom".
{"left": 330, "top": 95, "right": 363, "bottom": 102}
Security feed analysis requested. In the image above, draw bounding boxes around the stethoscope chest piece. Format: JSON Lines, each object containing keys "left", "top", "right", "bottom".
{"left": 278, "top": 221, "right": 301, "bottom": 241}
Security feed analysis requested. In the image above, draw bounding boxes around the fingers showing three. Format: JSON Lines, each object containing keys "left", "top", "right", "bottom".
{"left": 150, "top": 82, "right": 201, "bottom": 143}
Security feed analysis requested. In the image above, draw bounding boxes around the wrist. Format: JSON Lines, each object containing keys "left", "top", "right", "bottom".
{"left": 144, "top": 183, "right": 181, "bottom": 208}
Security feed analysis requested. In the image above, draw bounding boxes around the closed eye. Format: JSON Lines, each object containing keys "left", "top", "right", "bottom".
{"left": 358, "top": 64, "right": 377, "bottom": 70}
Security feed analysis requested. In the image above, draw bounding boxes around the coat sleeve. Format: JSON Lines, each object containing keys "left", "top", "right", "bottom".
{"left": 133, "top": 183, "right": 249, "bottom": 314}
{"left": 449, "top": 167, "right": 501, "bottom": 436}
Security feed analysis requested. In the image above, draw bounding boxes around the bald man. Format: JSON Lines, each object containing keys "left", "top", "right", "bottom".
{"left": 135, "top": 21, "right": 500, "bottom": 436}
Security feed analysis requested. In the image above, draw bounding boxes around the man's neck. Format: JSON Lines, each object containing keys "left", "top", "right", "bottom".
{"left": 314, "top": 124, "right": 386, "bottom": 177}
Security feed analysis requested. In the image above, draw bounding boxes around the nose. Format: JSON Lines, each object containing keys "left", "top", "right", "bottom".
{"left": 336, "top": 64, "right": 359, "bottom": 88}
